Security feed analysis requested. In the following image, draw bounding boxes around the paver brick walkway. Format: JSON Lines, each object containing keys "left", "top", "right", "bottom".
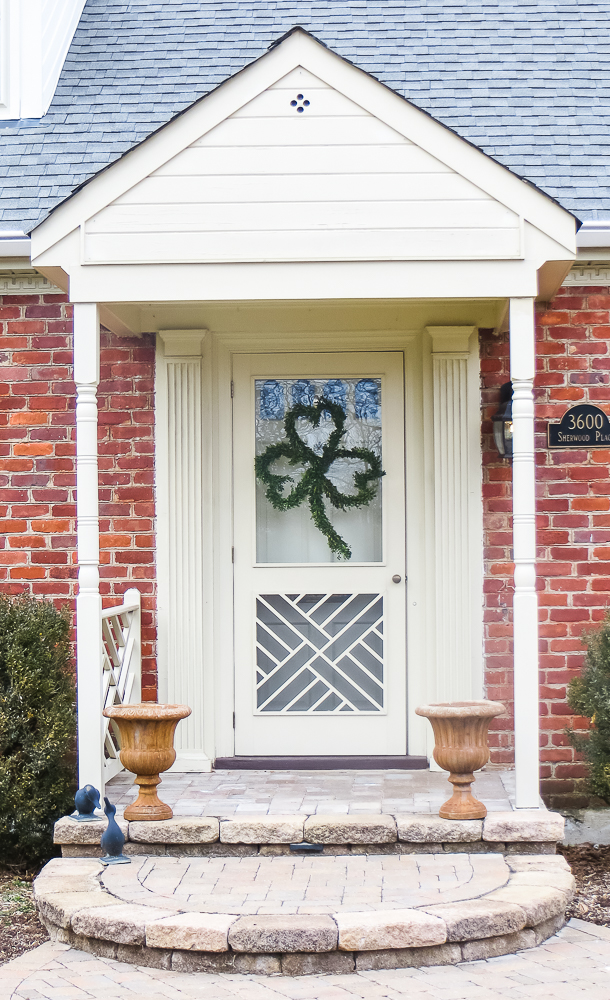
{"left": 4, "top": 919, "right": 610, "bottom": 999}
{"left": 102, "top": 853, "right": 509, "bottom": 915}
{"left": 106, "top": 769, "right": 514, "bottom": 817}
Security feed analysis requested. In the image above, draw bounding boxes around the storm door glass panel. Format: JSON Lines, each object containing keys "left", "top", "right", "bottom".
{"left": 255, "top": 377, "right": 382, "bottom": 563}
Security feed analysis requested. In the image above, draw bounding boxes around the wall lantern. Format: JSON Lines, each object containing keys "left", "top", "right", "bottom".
{"left": 492, "top": 381, "right": 513, "bottom": 458}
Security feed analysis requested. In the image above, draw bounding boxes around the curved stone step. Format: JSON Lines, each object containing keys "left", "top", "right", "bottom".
{"left": 34, "top": 852, "right": 574, "bottom": 975}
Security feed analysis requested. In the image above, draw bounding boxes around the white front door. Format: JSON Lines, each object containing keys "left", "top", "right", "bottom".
{"left": 232, "top": 352, "right": 406, "bottom": 756}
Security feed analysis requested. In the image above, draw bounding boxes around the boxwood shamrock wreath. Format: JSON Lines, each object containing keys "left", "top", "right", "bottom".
{"left": 255, "top": 396, "right": 384, "bottom": 560}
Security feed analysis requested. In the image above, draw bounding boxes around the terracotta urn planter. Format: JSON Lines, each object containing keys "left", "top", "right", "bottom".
{"left": 102, "top": 703, "right": 191, "bottom": 821}
{"left": 415, "top": 700, "right": 505, "bottom": 820}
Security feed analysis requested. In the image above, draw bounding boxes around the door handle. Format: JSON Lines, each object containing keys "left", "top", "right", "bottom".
{"left": 392, "top": 574, "right": 402, "bottom": 584}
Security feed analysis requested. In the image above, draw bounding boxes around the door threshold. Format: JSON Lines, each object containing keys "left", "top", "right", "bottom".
{"left": 214, "top": 755, "right": 428, "bottom": 770}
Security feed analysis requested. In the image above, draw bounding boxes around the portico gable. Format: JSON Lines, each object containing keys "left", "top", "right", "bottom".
{"left": 31, "top": 27, "right": 575, "bottom": 310}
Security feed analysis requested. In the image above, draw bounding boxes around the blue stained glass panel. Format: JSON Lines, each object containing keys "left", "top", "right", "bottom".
{"left": 322, "top": 379, "right": 346, "bottom": 413}
{"left": 355, "top": 378, "right": 381, "bottom": 420}
{"left": 291, "top": 379, "right": 315, "bottom": 407}
{"left": 260, "top": 379, "right": 284, "bottom": 419}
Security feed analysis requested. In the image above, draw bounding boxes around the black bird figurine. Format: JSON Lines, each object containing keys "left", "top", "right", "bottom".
{"left": 100, "top": 796, "right": 130, "bottom": 865}
{"left": 73, "top": 784, "right": 101, "bottom": 822}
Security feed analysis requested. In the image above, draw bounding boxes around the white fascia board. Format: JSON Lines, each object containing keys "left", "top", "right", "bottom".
{"left": 31, "top": 29, "right": 577, "bottom": 263}
{"left": 35, "top": 224, "right": 542, "bottom": 301}
{"left": 65, "top": 259, "right": 539, "bottom": 303}
{"left": 32, "top": 218, "right": 560, "bottom": 304}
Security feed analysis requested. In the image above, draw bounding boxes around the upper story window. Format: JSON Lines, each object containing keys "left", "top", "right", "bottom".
{"left": 0, "top": 0, "right": 86, "bottom": 120}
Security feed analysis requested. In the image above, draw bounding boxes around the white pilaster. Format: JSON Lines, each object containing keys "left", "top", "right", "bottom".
{"left": 427, "top": 326, "right": 483, "bottom": 760}
{"left": 509, "top": 297, "right": 540, "bottom": 808}
{"left": 156, "top": 331, "right": 212, "bottom": 771}
{"left": 74, "top": 302, "right": 104, "bottom": 794}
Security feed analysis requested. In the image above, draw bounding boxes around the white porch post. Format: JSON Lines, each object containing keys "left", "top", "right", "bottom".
{"left": 509, "top": 297, "right": 540, "bottom": 809}
{"left": 74, "top": 303, "right": 104, "bottom": 794}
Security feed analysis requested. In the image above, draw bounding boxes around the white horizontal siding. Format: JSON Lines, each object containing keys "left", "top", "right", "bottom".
{"left": 153, "top": 145, "right": 453, "bottom": 177}
{"left": 82, "top": 68, "right": 522, "bottom": 265}
{"left": 88, "top": 200, "right": 515, "bottom": 233}
{"left": 84, "top": 227, "right": 521, "bottom": 263}
{"left": 115, "top": 173, "right": 488, "bottom": 204}
{"left": 194, "top": 115, "right": 405, "bottom": 146}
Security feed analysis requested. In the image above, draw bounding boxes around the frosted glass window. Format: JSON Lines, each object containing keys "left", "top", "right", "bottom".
{"left": 255, "top": 377, "right": 382, "bottom": 563}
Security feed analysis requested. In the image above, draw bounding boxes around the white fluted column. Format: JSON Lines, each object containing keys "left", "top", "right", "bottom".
{"left": 509, "top": 298, "right": 540, "bottom": 809}
{"left": 74, "top": 303, "right": 103, "bottom": 794}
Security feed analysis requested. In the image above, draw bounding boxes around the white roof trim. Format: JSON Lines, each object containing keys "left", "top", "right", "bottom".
{"left": 577, "top": 221, "right": 610, "bottom": 248}
{"left": 0, "top": 233, "right": 30, "bottom": 257}
{"left": 31, "top": 28, "right": 577, "bottom": 263}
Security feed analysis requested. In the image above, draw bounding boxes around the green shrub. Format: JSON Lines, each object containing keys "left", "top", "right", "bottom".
{"left": 0, "top": 594, "right": 76, "bottom": 869}
{"left": 567, "top": 611, "right": 610, "bottom": 803}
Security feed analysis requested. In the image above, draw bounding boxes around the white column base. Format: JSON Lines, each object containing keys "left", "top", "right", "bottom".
{"left": 76, "top": 590, "right": 104, "bottom": 793}
{"left": 168, "top": 752, "right": 213, "bottom": 773}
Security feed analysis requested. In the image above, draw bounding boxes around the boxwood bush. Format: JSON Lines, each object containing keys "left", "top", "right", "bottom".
{"left": 567, "top": 611, "right": 610, "bottom": 803}
{"left": 0, "top": 594, "right": 76, "bottom": 869}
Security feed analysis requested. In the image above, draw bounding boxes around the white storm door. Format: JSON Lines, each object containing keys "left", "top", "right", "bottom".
{"left": 232, "top": 352, "right": 406, "bottom": 756}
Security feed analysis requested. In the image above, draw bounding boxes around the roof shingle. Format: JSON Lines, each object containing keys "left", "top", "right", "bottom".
{"left": 1, "top": 0, "right": 609, "bottom": 231}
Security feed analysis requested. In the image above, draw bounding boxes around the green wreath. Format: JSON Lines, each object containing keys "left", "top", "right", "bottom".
{"left": 255, "top": 396, "right": 384, "bottom": 560}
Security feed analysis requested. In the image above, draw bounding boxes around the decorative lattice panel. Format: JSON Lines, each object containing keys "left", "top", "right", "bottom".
{"left": 256, "top": 593, "right": 383, "bottom": 713}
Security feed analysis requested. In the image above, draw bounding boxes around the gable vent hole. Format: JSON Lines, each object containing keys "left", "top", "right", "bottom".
{"left": 290, "top": 94, "right": 310, "bottom": 112}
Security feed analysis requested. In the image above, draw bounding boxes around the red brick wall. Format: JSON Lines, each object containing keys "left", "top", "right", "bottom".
{"left": 0, "top": 292, "right": 158, "bottom": 701}
{"left": 482, "top": 284, "right": 610, "bottom": 808}
{"left": 3, "top": 285, "right": 609, "bottom": 793}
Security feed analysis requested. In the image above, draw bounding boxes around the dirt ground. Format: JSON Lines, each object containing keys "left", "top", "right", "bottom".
{"left": 560, "top": 843, "right": 610, "bottom": 925}
{"left": 0, "top": 869, "right": 48, "bottom": 964}
{"left": 1, "top": 847, "right": 610, "bottom": 965}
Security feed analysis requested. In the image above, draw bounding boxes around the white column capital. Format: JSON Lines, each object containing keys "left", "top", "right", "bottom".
{"left": 426, "top": 326, "right": 477, "bottom": 354}
{"left": 74, "top": 302, "right": 100, "bottom": 384}
{"left": 509, "top": 298, "right": 536, "bottom": 381}
{"left": 158, "top": 329, "right": 207, "bottom": 357}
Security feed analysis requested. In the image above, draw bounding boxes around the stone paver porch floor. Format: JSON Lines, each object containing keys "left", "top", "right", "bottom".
{"left": 106, "top": 768, "right": 516, "bottom": 816}
{"left": 101, "top": 852, "right": 509, "bottom": 915}
{"left": 5, "top": 920, "right": 610, "bottom": 999}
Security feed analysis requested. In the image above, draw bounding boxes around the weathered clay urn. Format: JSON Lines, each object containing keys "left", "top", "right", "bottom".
{"left": 102, "top": 703, "right": 191, "bottom": 821}
{"left": 415, "top": 700, "right": 505, "bottom": 820}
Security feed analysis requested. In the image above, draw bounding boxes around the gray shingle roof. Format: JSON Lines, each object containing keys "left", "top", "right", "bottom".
{"left": 2, "top": 0, "right": 609, "bottom": 232}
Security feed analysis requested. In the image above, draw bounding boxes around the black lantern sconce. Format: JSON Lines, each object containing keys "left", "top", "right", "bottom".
{"left": 492, "top": 381, "right": 513, "bottom": 458}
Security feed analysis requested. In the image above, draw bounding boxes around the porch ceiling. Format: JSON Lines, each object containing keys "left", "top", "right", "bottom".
{"left": 98, "top": 297, "right": 509, "bottom": 338}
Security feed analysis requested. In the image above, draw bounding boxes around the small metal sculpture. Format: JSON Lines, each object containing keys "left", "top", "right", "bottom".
{"left": 72, "top": 784, "right": 101, "bottom": 822}
{"left": 100, "top": 796, "right": 130, "bottom": 865}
